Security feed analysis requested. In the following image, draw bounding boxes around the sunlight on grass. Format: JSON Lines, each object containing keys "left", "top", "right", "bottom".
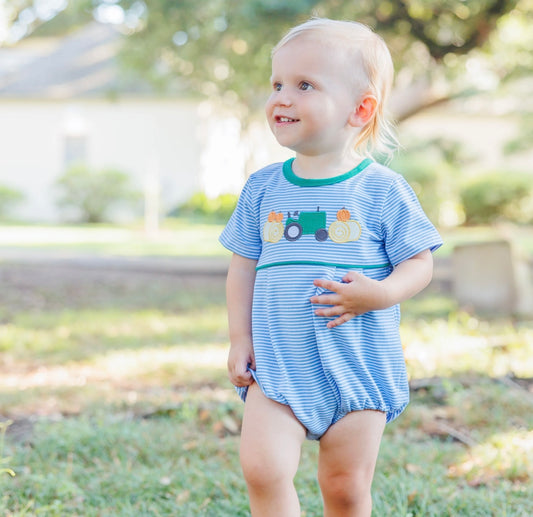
{"left": 0, "top": 345, "right": 228, "bottom": 389}
{"left": 0, "top": 302, "right": 232, "bottom": 416}
{"left": 2, "top": 260, "right": 533, "bottom": 515}
{"left": 449, "top": 429, "right": 533, "bottom": 485}
{"left": 402, "top": 311, "right": 533, "bottom": 379}
{"left": 2, "top": 307, "right": 228, "bottom": 364}
{"left": 89, "top": 344, "right": 228, "bottom": 385}
{"left": 1, "top": 223, "right": 532, "bottom": 260}
{"left": 0, "top": 421, "right": 15, "bottom": 479}
{"left": 0, "top": 226, "right": 138, "bottom": 245}
{"left": 0, "top": 221, "right": 229, "bottom": 257}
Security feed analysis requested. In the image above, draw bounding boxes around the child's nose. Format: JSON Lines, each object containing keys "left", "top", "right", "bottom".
{"left": 275, "top": 89, "right": 293, "bottom": 107}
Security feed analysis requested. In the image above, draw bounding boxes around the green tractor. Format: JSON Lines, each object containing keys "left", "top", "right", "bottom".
{"left": 284, "top": 207, "right": 328, "bottom": 242}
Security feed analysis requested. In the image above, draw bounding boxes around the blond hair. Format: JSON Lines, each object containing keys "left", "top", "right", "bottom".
{"left": 273, "top": 18, "right": 398, "bottom": 162}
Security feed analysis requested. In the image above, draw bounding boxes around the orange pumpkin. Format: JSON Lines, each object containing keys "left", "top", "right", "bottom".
{"left": 275, "top": 212, "right": 283, "bottom": 223}
{"left": 337, "top": 208, "right": 351, "bottom": 222}
{"left": 268, "top": 211, "right": 276, "bottom": 222}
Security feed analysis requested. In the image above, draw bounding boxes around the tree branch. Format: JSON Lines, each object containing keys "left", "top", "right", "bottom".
{"left": 396, "top": 0, "right": 518, "bottom": 60}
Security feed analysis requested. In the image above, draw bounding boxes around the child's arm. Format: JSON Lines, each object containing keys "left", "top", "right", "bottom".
{"left": 310, "top": 249, "right": 433, "bottom": 328}
{"left": 226, "top": 253, "right": 257, "bottom": 386}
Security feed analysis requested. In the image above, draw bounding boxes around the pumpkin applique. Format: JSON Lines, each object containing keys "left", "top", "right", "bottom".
{"left": 328, "top": 208, "right": 361, "bottom": 243}
{"left": 263, "top": 211, "right": 284, "bottom": 243}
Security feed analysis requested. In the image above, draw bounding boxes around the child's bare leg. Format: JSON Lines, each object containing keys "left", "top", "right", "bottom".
{"left": 318, "top": 410, "right": 386, "bottom": 517}
{"left": 240, "top": 382, "right": 306, "bottom": 517}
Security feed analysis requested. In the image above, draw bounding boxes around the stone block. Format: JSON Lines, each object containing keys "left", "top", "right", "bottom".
{"left": 452, "top": 240, "right": 532, "bottom": 315}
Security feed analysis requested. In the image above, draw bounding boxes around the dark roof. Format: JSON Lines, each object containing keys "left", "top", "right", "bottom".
{"left": 0, "top": 22, "right": 154, "bottom": 99}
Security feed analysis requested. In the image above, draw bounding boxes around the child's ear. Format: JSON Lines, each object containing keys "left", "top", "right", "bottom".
{"left": 348, "top": 95, "right": 377, "bottom": 127}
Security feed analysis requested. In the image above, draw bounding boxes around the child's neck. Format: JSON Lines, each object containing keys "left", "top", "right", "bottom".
{"left": 292, "top": 152, "right": 365, "bottom": 180}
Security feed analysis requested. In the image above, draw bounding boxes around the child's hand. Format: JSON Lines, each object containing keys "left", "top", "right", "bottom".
{"left": 310, "top": 271, "right": 388, "bottom": 329}
{"left": 227, "top": 342, "right": 256, "bottom": 387}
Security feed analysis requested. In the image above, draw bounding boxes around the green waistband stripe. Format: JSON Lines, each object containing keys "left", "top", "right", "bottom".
{"left": 256, "top": 261, "right": 391, "bottom": 271}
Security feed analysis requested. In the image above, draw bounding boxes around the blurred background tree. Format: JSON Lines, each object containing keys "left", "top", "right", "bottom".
{"left": 0, "top": 184, "right": 24, "bottom": 220}
{"left": 55, "top": 165, "right": 141, "bottom": 223}
{"left": 3, "top": 0, "right": 530, "bottom": 120}
{"left": 3, "top": 0, "right": 531, "bottom": 226}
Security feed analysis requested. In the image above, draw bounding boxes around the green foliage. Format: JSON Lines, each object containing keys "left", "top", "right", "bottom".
{"left": 9, "top": 0, "right": 530, "bottom": 125}
{"left": 460, "top": 171, "right": 533, "bottom": 225}
{"left": 113, "top": 0, "right": 522, "bottom": 114}
{"left": 28, "top": 0, "right": 94, "bottom": 37}
{"left": 0, "top": 185, "right": 24, "bottom": 219}
{"left": 170, "top": 192, "right": 238, "bottom": 222}
{"left": 393, "top": 139, "right": 533, "bottom": 227}
{"left": 504, "top": 113, "right": 533, "bottom": 155}
{"left": 391, "top": 138, "right": 464, "bottom": 226}
{"left": 0, "top": 420, "right": 15, "bottom": 479}
{"left": 393, "top": 156, "right": 449, "bottom": 224}
{"left": 55, "top": 165, "right": 141, "bottom": 223}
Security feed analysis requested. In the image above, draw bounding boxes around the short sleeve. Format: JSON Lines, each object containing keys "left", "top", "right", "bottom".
{"left": 219, "top": 178, "right": 262, "bottom": 260}
{"left": 381, "top": 176, "right": 442, "bottom": 266}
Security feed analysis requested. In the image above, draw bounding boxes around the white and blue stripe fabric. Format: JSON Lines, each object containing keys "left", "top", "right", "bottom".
{"left": 220, "top": 159, "right": 442, "bottom": 440}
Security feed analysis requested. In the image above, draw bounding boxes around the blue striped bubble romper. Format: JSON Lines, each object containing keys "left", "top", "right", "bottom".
{"left": 220, "top": 158, "right": 443, "bottom": 440}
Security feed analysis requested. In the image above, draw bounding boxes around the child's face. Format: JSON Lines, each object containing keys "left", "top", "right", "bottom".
{"left": 265, "top": 35, "right": 361, "bottom": 157}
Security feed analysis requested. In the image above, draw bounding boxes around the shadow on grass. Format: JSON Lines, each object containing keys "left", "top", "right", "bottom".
{"left": 0, "top": 263, "right": 227, "bottom": 315}
{"left": 0, "top": 263, "right": 229, "bottom": 366}
{"left": 2, "top": 371, "right": 531, "bottom": 516}
{"left": 1, "top": 262, "right": 533, "bottom": 515}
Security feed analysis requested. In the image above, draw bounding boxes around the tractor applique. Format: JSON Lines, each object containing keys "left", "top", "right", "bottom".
{"left": 263, "top": 207, "right": 361, "bottom": 243}
{"left": 285, "top": 208, "right": 329, "bottom": 242}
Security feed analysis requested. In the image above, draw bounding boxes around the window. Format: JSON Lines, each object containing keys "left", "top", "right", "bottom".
{"left": 64, "top": 134, "right": 87, "bottom": 167}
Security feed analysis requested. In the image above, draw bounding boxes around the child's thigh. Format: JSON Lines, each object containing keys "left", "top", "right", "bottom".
{"left": 240, "top": 382, "right": 306, "bottom": 477}
{"left": 318, "top": 410, "right": 386, "bottom": 481}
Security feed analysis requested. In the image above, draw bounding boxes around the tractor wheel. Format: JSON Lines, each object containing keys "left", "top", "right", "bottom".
{"left": 315, "top": 228, "right": 328, "bottom": 241}
{"left": 284, "top": 222, "right": 302, "bottom": 241}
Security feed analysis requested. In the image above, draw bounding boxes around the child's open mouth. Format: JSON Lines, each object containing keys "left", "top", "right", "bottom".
{"left": 276, "top": 116, "right": 299, "bottom": 123}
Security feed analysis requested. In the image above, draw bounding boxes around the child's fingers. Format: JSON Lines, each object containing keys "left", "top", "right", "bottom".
{"left": 326, "top": 312, "right": 356, "bottom": 328}
{"left": 314, "top": 304, "right": 345, "bottom": 317}
{"left": 310, "top": 292, "right": 341, "bottom": 305}
{"left": 342, "top": 271, "right": 361, "bottom": 283}
{"left": 313, "top": 278, "right": 342, "bottom": 293}
{"left": 228, "top": 357, "right": 255, "bottom": 387}
{"left": 230, "top": 368, "right": 253, "bottom": 387}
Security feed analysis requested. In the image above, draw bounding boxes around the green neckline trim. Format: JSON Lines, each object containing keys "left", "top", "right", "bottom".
{"left": 256, "top": 260, "right": 391, "bottom": 271}
{"left": 282, "top": 158, "right": 373, "bottom": 186}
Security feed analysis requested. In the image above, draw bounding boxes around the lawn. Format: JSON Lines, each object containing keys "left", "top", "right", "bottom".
{"left": 0, "top": 220, "right": 229, "bottom": 258}
{"left": 1, "top": 223, "right": 533, "bottom": 516}
{"left": 1, "top": 220, "right": 533, "bottom": 259}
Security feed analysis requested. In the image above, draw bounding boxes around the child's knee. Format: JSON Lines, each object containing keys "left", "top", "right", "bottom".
{"left": 318, "top": 470, "right": 372, "bottom": 507}
{"left": 240, "top": 447, "right": 295, "bottom": 491}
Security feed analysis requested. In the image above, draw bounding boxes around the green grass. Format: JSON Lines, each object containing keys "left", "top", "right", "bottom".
{"left": 1, "top": 257, "right": 533, "bottom": 515}
{"left": 1, "top": 221, "right": 533, "bottom": 259}
{"left": 0, "top": 219, "right": 229, "bottom": 257}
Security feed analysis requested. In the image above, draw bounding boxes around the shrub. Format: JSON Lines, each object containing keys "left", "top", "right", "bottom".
{"left": 391, "top": 154, "right": 460, "bottom": 226}
{"left": 0, "top": 185, "right": 24, "bottom": 220}
{"left": 170, "top": 192, "right": 238, "bottom": 222}
{"left": 460, "top": 171, "right": 533, "bottom": 225}
{"left": 55, "top": 165, "right": 141, "bottom": 223}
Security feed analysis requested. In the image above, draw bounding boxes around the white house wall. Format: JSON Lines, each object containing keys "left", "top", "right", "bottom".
{"left": 2, "top": 96, "right": 529, "bottom": 223}
{"left": 78, "top": 99, "right": 205, "bottom": 215}
{"left": 0, "top": 101, "right": 60, "bottom": 221}
{"left": 0, "top": 98, "right": 224, "bottom": 222}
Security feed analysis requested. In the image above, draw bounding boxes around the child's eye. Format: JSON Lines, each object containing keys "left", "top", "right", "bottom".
{"left": 300, "top": 81, "right": 313, "bottom": 91}
{"left": 272, "top": 82, "right": 282, "bottom": 91}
